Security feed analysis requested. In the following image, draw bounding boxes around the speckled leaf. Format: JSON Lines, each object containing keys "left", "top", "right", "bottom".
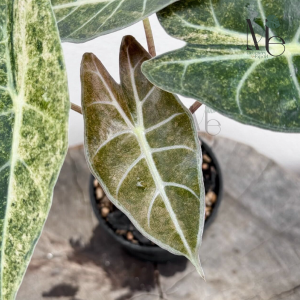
{"left": 52, "top": 0, "right": 178, "bottom": 43}
{"left": 142, "top": 0, "right": 300, "bottom": 132}
{"left": 0, "top": 0, "right": 69, "bottom": 298}
{"left": 81, "top": 36, "right": 205, "bottom": 276}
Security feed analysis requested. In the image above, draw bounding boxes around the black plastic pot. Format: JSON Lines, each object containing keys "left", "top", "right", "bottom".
{"left": 89, "top": 138, "right": 223, "bottom": 262}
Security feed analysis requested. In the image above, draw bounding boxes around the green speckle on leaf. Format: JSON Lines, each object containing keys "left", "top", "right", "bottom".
{"left": 142, "top": 0, "right": 300, "bottom": 132}
{"left": 0, "top": 0, "right": 69, "bottom": 298}
{"left": 52, "top": 0, "right": 178, "bottom": 43}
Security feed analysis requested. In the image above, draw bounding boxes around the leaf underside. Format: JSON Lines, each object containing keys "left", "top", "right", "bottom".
{"left": 52, "top": 0, "right": 178, "bottom": 43}
{"left": 0, "top": 0, "right": 69, "bottom": 299}
{"left": 142, "top": 0, "right": 300, "bottom": 132}
{"left": 81, "top": 36, "right": 205, "bottom": 276}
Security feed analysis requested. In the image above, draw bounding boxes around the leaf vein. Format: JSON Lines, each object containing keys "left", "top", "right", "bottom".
{"left": 0, "top": 162, "right": 10, "bottom": 173}
{"left": 0, "top": 110, "right": 13, "bottom": 117}
{"left": 257, "top": 0, "right": 276, "bottom": 37}
{"left": 133, "top": 56, "right": 146, "bottom": 72}
{"left": 53, "top": 0, "right": 114, "bottom": 10}
{"left": 94, "top": 0, "right": 126, "bottom": 33}
{"left": 155, "top": 54, "right": 252, "bottom": 67}
{"left": 0, "top": 85, "right": 8, "bottom": 91}
{"left": 142, "top": 0, "right": 147, "bottom": 15}
{"left": 147, "top": 190, "right": 159, "bottom": 228}
{"left": 293, "top": 27, "right": 300, "bottom": 43}
{"left": 93, "top": 130, "right": 134, "bottom": 159}
{"left": 86, "top": 100, "right": 116, "bottom": 107}
{"left": 180, "top": 64, "right": 188, "bottom": 91}
{"left": 172, "top": 12, "right": 249, "bottom": 42}
{"left": 89, "top": 60, "right": 134, "bottom": 129}
{"left": 19, "top": 159, "right": 46, "bottom": 198}
{"left": 209, "top": 0, "right": 220, "bottom": 28}
{"left": 65, "top": 1, "right": 113, "bottom": 38}
{"left": 127, "top": 46, "right": 142, "bottom": 126}
{"left": 23, "top": 103, "right": 56, "bottom": 123}
{"left": 164, "top": 182, "right": 200, "bottom": 200}
{"left": 145, "top": 113, "right": 183, "bottom": 133}
{"left": 141, "top": 86, "right": 156, "bottom": 105}
{"left": 57, "top": 6, "right": 80, "bottom": 23}
{"left": 236, "top": 60, "right": 263, "bottom": 114}
{"left": 287, "top": 54, "right": 300, "bottom": 101}
{"left": 151, "top": 145, "right": 195, "bottom": 154}
{"left": 116, "top": 154, "right": 145, "bottom": 196}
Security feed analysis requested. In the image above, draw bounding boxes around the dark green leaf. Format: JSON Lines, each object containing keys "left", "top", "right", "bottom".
{"left": 142, "top": 0, "right": 300, "bottom": 132}
{"left": 52, "top": 0, "right": 178, "bottom": 43}
{"left": 0, "top": 0, "right": 69, "bottom": 298}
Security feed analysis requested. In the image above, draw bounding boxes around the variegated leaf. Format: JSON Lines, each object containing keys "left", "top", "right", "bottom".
{"left": 81, "top": 36, "right": 205, "bottom": 276}
{"left": 52, "top": 0, "right": 178, "bottom": 43}
{"left": 0, "top": 0, "right": 69, "bottom": 298}
{"left": 142, "top": 0, "right": 300, "bottom": 132}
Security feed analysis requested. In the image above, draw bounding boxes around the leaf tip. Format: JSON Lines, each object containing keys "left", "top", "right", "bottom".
{"left": 191, "top": 255, "right": 205, "bottom": 280}
{"left": 81, "top": 52, "right": 96, "bottom": 63}
{"left": 80, "top": 52, "right": 101, "bottom": 79}
{"left": 121, "top": 35, "right": 136, "bottom": 45}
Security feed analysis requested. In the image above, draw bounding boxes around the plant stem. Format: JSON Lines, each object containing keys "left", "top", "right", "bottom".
{"left": 143, "top": 18, "right": 156, "bottom": 57}
{"left": 71, "top": 102, "right": 82, "bottom": 115}
{"left": 189, "top": 101, "right": 202, "bottom": 114}
{"left": 142, "top": 17, "right": 202, "bottom": 116}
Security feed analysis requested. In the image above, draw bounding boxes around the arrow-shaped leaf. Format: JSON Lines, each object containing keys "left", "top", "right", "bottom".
{"left": 142, "top": 0, "right": 300, "bottom": 132}
{"left": 52, "top": 0, "right": 178, "bottom": 43}
{"left": 81, "top": 36, "right": 205, "bottom": 276}
{"left": 0, "top": 0, "right": 69, "bottom": 298}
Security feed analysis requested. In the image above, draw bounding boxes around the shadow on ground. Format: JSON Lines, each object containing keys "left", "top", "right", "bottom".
{"left": 68, "top": 225, "right": 187, "bottom": 299}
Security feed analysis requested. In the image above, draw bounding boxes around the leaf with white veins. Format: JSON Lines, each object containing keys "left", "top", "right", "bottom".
{"left": 0, "top": 0, "right": 69, "bottom": 298}
{"left": 52, "top": 0, "right": 178, "bottom": 43}
{"left": 81, "top": 36, "right": 205, "bottom": 276}
{"left": 142, "top": 0, "right": 300, "bottom": 132}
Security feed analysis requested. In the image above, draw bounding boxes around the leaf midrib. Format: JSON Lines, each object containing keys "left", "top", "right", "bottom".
{"left": 127, "top": 49, "right": 195, "bottom": 259}
{"left": 170, "top": 0, "right": 290, "bottom": 45}
{"left": 134, "top": 127, "right": 194, "bottom": 259}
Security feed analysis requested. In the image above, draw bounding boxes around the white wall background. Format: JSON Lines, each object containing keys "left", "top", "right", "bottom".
{"left": 63, "top": 15, "right": 300, "bottom": 175}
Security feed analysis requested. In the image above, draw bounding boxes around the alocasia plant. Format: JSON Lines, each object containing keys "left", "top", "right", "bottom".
{"left": 142, "top": 0, "right": 300, "bottom": 132}
{"left": 1, "top": 0, "right": 300, "bottom": 298}
{"left": 81, "top": 36, "right": 205, "bottom": 277}
{"left": 0, "top": 0, "right": 69, "bottom": 299}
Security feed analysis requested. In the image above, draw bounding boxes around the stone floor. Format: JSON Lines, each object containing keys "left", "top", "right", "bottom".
{"left": 17, "top": 135, "right": 300, "bottom": 300}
